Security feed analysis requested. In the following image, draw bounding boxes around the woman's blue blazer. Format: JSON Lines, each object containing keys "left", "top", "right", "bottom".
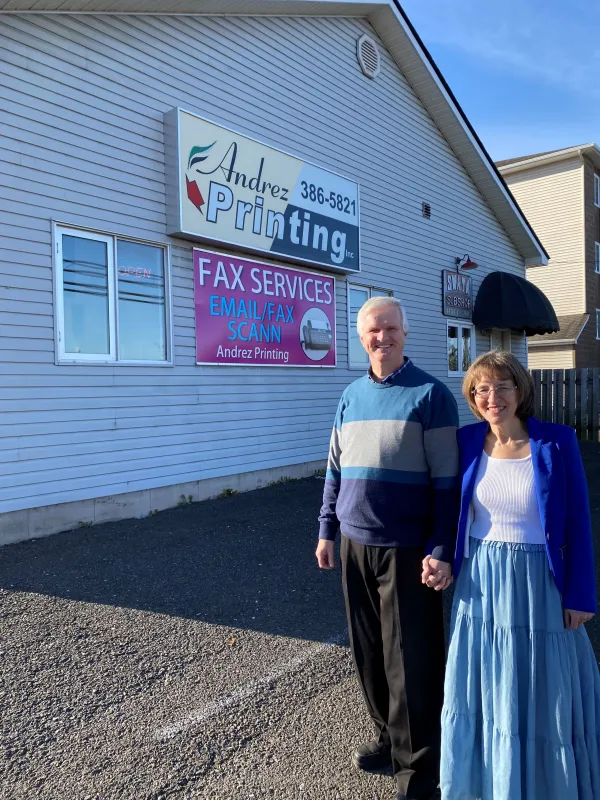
{"left": 453, "top": 416, "right": 598, "bottom": 614}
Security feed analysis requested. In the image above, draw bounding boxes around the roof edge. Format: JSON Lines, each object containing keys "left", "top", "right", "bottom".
{"left": 528, "top": 314, "right": 589, "bottom": 346}
{"left": 528, "top": 339, "right": 576, "bottom": 347}
{"left": 383, "top": 1, "right": 548, "bottom": 265}
{"left": 574, "top": 314, "right": 590, "bottom": 343}
{"left": 0, "top": 0, "right": 549, "bottom": 265}
{"left": 498, "top": 143, "right": 600, "bottom": 174}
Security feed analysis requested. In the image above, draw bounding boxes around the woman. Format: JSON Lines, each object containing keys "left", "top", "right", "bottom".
{"left": 428, "top": 351, "right": 600, "bottom": 800}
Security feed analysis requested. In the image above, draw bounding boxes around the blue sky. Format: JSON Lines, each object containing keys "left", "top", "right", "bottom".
{"left": 400, "top": 0, "right": 600, "bottom": 161}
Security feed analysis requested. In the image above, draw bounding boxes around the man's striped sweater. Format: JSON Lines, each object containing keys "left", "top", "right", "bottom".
{"left": 318, "top": 359, "right": 460, "bottom": 562}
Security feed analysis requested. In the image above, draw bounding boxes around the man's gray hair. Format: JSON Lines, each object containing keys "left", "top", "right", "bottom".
{"left": 357, "top": 296, "right": 409, "bottom": 336}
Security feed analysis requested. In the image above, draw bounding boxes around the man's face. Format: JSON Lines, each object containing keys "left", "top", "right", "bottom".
{"left": 359, "top": 306, "right": 406, "bottom": 373}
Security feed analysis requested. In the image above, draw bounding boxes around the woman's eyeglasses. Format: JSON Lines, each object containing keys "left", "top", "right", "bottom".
{"left": 472, "top": 386, "right": 516, "bottom": 399}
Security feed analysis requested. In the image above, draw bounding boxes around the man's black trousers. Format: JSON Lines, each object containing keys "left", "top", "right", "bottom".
{"left": 340, "top": 536, "right": 446, "bottom": 799}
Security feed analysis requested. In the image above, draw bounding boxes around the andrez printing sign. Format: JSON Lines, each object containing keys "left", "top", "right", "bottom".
{"left": 442, "top": 269, "right": 473, "bottom": 320}
{"left": 194, "top": 248, "right": 336, "bottom": 367}
{"left": 165, "top": 108, "right": 360, "bottom": 272}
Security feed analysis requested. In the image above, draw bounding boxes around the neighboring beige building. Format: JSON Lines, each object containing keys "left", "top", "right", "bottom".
{"left": 498, "top": 144, "right": 600, "bottom": 369}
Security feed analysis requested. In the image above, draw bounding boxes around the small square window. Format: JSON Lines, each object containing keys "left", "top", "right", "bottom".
{"left": 594, "top": 174, "right": 600, "bottom": 208}
{"left": 596, "top": 309, "right": 600, "bottom": 340}
{"left": 490, "top": 329, "right": 511, "bottom": 352}
{"left": 595, "top": 242, "right": 600, "bottom": 274}
{"left": 54, "top": 225, "right": 171, "bottom": 364}
{"left": 448, "top": 321, "right": 474, "bottom": 376}
{"left": 348, "top": 283, "right": 393, "bottom": 368}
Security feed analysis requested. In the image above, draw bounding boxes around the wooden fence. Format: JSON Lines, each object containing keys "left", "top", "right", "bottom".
{"left": 531, "top": 369, "right": 600, "bottom": 441}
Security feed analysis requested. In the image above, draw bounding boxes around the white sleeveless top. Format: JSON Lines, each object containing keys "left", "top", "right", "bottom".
{"left": 468, "top": 451, "right": 546, "bottom": 545}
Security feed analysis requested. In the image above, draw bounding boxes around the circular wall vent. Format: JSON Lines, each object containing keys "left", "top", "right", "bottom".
{"left": 357, "top": 34, "right": 381, "bottom": 79}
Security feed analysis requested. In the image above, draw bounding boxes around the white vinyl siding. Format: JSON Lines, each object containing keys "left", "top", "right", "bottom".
{"left": 504, "top": 158, "right": 585, "bottom": 316}
{"left": 528, "top": 346, "right": 575, "bottom": 370}
{"left": 0, "top": 13, "right": 527, "bottom": 513}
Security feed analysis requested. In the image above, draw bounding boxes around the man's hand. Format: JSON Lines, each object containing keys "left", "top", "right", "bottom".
{"left": 564, "top": 609, "right": 595, "bottom": 630}
{"left": 316, "top": 539, "right": 335, "bottom": 569}
{"left": 422, "top": 555, "right": 453, "bottom": 591}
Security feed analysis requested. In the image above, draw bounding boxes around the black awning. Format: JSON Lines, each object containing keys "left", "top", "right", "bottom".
{"left": 472, "top": 271, "right": 559, "bottom": 336}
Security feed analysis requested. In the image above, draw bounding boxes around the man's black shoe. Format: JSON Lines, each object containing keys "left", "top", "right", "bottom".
{"left": 351, "top": 740, "right": 392, "bottom": 771}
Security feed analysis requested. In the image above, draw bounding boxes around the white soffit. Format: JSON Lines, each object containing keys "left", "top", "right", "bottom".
{"left": 0, "top": 0, "right": 549, "bottom": 266}
{"left": 0, "top": 0, "right": 375, "bottom": 12}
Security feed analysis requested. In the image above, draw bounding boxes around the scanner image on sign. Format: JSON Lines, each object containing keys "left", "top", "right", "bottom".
{"left": 300, "top": 308, "right": 333, "bottom": 361}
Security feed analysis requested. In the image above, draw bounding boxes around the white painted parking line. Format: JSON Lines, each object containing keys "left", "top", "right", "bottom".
{"left": 155, "top": 633, "right": 347, "bottom": 740}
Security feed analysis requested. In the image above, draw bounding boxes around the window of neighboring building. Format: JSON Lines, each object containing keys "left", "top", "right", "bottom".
{"left": 594, "top": 174, "right": 600, "bottom": 208}
{"left": 490, "top": 329, "right": 512, "bottom": 352}
{"left": 348, "top": 283, "right": 394, "bottom": 367}
{"left": 54, "top": 225, "right": 171, "bottom": 364}
{"left": 595, "top": 241, "right": 600, "bottom": 274}
{"left": 597, "top": 309, "right": 600, "bottom": 340}
{"left": 447, "top": 321, "right": 475, "bottom": 376}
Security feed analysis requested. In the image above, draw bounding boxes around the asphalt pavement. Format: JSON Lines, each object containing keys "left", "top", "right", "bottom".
{"left": 1, "top": 443, "right": 599, "bottom": 800}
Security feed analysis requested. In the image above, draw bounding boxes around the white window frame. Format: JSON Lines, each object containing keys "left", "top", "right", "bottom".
{"left": 594, "top": 174, "right": 600, "bottom": 208}
{"left": 595, "top": 241, "right": 600, "bottom": 274}
{"left": 596, "top": 309, "right": 600, "bottom": 340}
{"left": 447, "top": 320, "right": 475, "bottom": 377}
{"left": 53, "top": 222, "right": 173, "bottom": 366}
{"left": 347, "top": 282, "right": 394, "bottom": 369}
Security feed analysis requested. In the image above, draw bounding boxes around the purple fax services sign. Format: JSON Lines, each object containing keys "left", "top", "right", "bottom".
{"left": 193, "top": 249, "right": 336, "bottom": 367}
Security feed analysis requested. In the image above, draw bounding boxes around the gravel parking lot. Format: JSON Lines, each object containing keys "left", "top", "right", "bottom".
{"left": 1, "top": 444, "right": 599, "bottom": 800}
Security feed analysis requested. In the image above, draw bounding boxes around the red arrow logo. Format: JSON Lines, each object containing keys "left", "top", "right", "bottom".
{"left": 186, "top": 177, "right": 205, "bottom": 212}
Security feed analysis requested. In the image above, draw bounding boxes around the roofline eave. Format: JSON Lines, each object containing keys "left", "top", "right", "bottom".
{"left": 499, "top": 144, "right": 600, "bottom": 175}
{"left": 527, "top": 314, "right": 590, "bottom": 346}
{"left": 0, "top": 0, "right": 549, "bottom": 265}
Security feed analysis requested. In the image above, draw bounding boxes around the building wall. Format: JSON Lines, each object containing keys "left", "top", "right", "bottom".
{"left": 0, "top": 13, "right": 527, "bottom": 518}
{"left": 576, "top": 156, "right": 600, "bottom": 367}
{"left": 528, "top": 346, "right": 575, "bottom": 370}
{"left": 506, "top": 158, "right": 584, "bottom": 317}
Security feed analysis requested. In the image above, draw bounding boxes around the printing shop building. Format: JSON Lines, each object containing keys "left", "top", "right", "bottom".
{"left": 0, "top": 1, "right": 553, "bottom": 543}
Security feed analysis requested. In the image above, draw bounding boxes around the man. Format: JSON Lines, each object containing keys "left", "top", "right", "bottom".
{"left": 316, "top": 296, "right": 459, "bottom": 800}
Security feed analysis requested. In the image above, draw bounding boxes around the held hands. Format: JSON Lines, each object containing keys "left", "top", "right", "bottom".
{"left": 564, "top": 609, "right": 595, "bottom": 630}
{"left": 422, "top": 555, "right": 453, "bottom": 591}
{"left": 316, "top": 539, "right": 335, "bottom": 569}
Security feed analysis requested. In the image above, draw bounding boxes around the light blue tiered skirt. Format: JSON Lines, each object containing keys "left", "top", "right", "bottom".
{"left": 441, "top": 538, "right": 600, "bottom": 800}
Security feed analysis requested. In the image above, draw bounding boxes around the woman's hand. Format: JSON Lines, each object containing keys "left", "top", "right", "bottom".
{"left": 422, "top": 555, "right": 453, "bottom": 591}
{"left": 563, "top": 609, "right": 595, "bottom": 630}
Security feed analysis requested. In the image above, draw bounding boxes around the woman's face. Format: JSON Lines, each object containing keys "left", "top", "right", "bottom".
{"left": 473, "top": 373, "right": 519, "bottom": 425}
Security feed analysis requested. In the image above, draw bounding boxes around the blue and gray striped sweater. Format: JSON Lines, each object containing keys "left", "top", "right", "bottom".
{"left": 318, "top": 359, "right": 460, "bottom": 561}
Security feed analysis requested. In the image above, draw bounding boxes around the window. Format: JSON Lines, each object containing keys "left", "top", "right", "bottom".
{"left": 54, "top": 225, "right": 171, "bottom": 364}
{"left": 490, "top": 329, "right": 511, "bottom": 352}
{"left": 595, "top": 242, "right": 600, "bottom": 274}
{"left": 596, "top": 309, "right": 600, "bottom": 340}
{"left": 594, "top": 174, "right": 600, "bottom": 208}
{"left": 348, "top": 283, "right": 393, "bottom": 367}
{"left": 447, "top": 321, "right": 474, "bottom": 376}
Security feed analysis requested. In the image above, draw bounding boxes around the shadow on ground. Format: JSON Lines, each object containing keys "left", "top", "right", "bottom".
{"left": 1, "top": 444, "right": 600, "bottom": 652}
{"left": 0, "top": 476, "right": 346, "bottom": 644}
